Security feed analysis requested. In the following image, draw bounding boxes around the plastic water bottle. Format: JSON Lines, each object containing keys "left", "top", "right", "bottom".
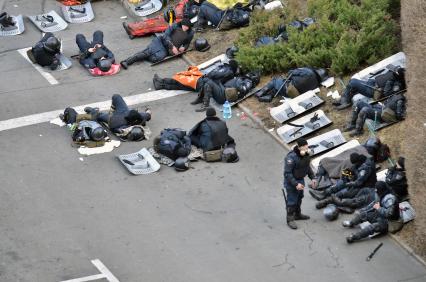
{"left": 222, "top": 100, "right": 232, "bottom": 119}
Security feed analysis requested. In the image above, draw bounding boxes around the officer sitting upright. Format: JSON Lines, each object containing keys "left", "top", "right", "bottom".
{"left": 284, "top": 138, "right": 316, "bottom": 229}
{"left": 189, "top": 107, "right": 236, "bottom": 153}
{"left": 31, "top": 32, "right": 61, "bottom": 70}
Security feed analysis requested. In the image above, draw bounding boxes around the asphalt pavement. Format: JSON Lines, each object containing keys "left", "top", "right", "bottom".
{"left": 0, "top": 1, "right": 425, "bottom": 281}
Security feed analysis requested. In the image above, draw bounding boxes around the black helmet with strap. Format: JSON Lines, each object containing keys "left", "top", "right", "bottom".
{"left": 127, "top": 127, "right": 145, "bottom": 141}
{"left": 43, "top": 36, "right": 61, "bottom": 53}
{"left": 194, "top": 37, "right": 210, "bottom": 52}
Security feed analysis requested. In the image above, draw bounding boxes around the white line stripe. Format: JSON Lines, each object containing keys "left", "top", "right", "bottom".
{"left": 60, "top": 274, "right": 105, "bottom": 282}
{"left": 0, "top": 89, "right": 188, "bottom": 132}
{"left": 91, "top": 259, "right": 120, "bottom": 282}
{"left": 17, "top": 47, "right": 59, "bottom": 85}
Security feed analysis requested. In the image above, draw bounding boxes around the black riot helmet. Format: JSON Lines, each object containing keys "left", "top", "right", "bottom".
{"left": 127, "top": 127, "right": 145, "bottom": 141}
{"left": 323, "top": 204, "right": 339, "bottom": 221}
{"left": 194, "top": 37, "right": 210, "bottom": 52}
{"left": 244, "top": 70, "right": 261, "bottom": 86}
{"left": 98, "top": 58, "right": 112, "bottom": 72}
{"left": 174, "top": 157, "right": 190, "bottom": 171}
{"left": 226, "top": 45, "right": 239, "bottom": 59}
{"left": 90, "top": 127, "right": 106, "bottom": 141}
{"left": 43, "top": 36, "right": 61, "bottom": 53}
{"left": 222, "top": 147, "right": 239, "bottom": 163}
{"left": 314, "top": 68, "right": 328, "bottom": 82}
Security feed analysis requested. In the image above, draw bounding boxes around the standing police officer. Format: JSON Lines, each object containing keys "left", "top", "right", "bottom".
{"left": 284, "top": 138, "right": 316, "bottom": 229}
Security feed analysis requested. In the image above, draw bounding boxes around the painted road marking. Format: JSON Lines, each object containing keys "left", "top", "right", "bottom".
{"left": 0, "top": 89, "right": 188, "bottom": 132}
{"left": 60, "top": 259, "right": 119, "bottom": 282}
{"left": 17, "top": 47, "right": 60, "bottom": 85}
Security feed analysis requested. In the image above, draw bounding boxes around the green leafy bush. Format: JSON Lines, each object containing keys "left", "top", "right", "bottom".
{"left": 235, "top": 0, "right": 399, "bottom": 75}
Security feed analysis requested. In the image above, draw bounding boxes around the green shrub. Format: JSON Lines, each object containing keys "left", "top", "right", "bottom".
{"left": 235, "top": 0, "right": 399, "bottom": 75}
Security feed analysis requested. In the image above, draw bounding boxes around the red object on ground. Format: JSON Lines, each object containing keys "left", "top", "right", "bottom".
{"left": 57, "top": 0, "right": 88, "bottom": 6}
{"left": 88, "top": 64, "right": 121, "bottom": 76}
{"left": 124, "top": 0, "right": 188, "bottom": 38}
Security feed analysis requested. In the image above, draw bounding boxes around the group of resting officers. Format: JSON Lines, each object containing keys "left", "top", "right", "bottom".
{"left": 28, "top": 1, "right": 410, "bottom": 244}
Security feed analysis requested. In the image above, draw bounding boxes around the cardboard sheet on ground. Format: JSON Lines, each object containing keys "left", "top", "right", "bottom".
{"left": 311, "top": 140, "right": 360, "bottom": 171}
{"left": 270, "top": 90, "right": 324, "bottom": 123}
{"left": 306, "top": 129, "right": 346, "bottom": 157}
{"left": 28, "top": 10, "right": 68, "bottom": 32}
{"left": 118, "top": 148, "right": 161, "bottom": 175}
{"left": 123, "top": 0, "right": 163, "bottom": 17}
{"left": 25, "top": 48, "right": 72, "bottom": 71}
{"left": 276, "top": 110, "right": 332, "bottom": 144}
{"left": 61, "top": 2, "right": 95, "bottom": 23}
{"left": 209, "top": 0, "right": 250, "bottom": 10}
{"left": 78, "top": 140, "right": 121, "bottom": 155}
{"left": 0, "top": 15, "right": 25, "bottom": 36}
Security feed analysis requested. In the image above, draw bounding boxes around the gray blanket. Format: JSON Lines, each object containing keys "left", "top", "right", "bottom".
{"left": 319, "top": 145, "right": 371, "bottom": 179}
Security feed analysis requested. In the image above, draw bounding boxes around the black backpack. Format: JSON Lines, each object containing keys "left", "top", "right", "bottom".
{"left": 157, "top": 128, "right": 191, "bottom": 160}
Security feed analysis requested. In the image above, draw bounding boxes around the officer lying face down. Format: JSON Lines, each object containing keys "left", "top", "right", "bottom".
{"left": 84, "top": 94, "right": 152, "bottom": 141}
{"left": 284, "top": 138, "right": 316, "bottom": 229}
{"left": 188, "top": 107, "right": 238, "bottom": 162}
{"left": 120, "top": 18, "right": 194, "bottom": 69}
{"left": 30, "top": 32, "right": 62, "bottom": 70}
{"left": 75, "top": 30, "right": 115, "bottom": 72}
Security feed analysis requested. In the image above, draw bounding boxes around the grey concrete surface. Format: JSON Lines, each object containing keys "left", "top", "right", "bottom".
{"left": 0, "top": 1, "right": 425, "bottom": 282}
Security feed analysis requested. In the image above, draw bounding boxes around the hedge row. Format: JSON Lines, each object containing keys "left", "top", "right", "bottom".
{"left": 235, "top": 0, "right": 400, "bottom": 75}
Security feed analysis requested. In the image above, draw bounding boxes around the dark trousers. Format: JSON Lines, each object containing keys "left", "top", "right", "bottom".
{"left": 349, "top": 101, "right": 382, "bottom": 130}
{"left": 97, "top": 94, "right": 151, "bottom": 131}
{"left": 158, "top": 78, "right": 195, "bottom": 91}
{"left": 351, "top": 211, "right": 388, "bottom": 239}
{"left": 198, "top": 2, "right": 224, "bottom": 27}
{"left": 284, "top": 179, "right": 305, "bottom": 210}
{"left": 76, "top": 30, "right": 104, "bottom": 69}
{"left": 342, "top": 78, "right": 375, "bottom": 103}
{"left": 76, "top": 30, "right": 104, "bottom": 52}
{"left": 202, "top": 78, "right": 226, "bottom": 104}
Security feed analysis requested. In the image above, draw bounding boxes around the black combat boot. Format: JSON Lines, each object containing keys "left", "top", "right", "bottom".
{"left": 120, "top": 51, "right": 148, "bottom": 69}
{"left": 349, "top": 128, "right": 364, "bottom": 137}
{"left": 286, "top": 207, "right": 298, "bottom": 230}
{"left": 254, "top": 87, "right": 269, "bottom": 98}
{"left": 346, "top": 227, "right": 372, "bottom": 243}
{"left": 153, "top": 74, "right": 164, "bottom": 90}
{"left": 315, "top": 196, "right": 333, "bottom": 209}
{"left": 295, "top": 207, "right": 310, "bottom": 220}
{"left": 195, "top": 86, "right": 211, "bottom": 112}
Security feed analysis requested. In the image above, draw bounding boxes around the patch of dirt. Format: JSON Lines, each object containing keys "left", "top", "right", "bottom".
{"left": 185, "top": 28, "right": 242, "bottom": 65}
{"left": 396, "top": 0, "right": 426, "bottom": 260}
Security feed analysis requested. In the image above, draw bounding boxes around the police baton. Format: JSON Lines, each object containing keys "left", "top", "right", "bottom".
{"left": 281, "top": 188, "right": 288, "bottom": 205}
{"left": 273, "top": 73, "right": 293, "bottom": 98}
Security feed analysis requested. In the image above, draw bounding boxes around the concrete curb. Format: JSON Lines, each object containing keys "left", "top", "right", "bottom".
{"left": 182, "top": 54, "right": 425, "bottom": 267}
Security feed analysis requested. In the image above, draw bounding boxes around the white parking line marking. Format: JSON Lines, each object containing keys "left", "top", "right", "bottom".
{"left": 60, "top": 259, "right": 119, "bottom": 282}
{"left": 0, "top": 89, "right": 188, "bottom": 132}
{"left": 17, "top": 47, "right": 60, "bottom": 85}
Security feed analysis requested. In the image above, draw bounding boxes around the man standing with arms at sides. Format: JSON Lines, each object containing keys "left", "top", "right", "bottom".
{"left": 284, "top": 138, "right": 317, "bottom": 229}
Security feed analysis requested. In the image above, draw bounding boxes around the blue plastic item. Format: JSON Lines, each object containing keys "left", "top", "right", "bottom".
{"left": 222, "top": 100, "right": 232, "bottom": 119}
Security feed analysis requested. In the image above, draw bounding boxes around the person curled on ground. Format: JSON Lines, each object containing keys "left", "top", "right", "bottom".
{"left": 343, "top": 181, "right": 400, "bottom": 243}
{"left": 283, "top": 138, "right": 317, "bottom": 230}
{"left": 31, "top": 32, "right": 62, "bottom": 70}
